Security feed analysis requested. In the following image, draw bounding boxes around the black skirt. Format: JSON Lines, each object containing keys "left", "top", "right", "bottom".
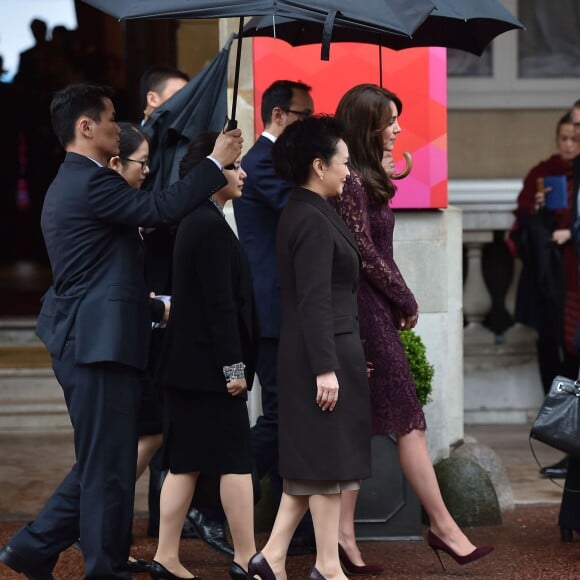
{"left": 162, "top": 388, "right": 253, "bottom": 475}
{"left": 137, "top": 375, "right": 163, "bottom": 437}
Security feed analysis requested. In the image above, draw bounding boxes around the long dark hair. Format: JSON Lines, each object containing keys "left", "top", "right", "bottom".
{"left": 335, "top": 83, "right": 402, "bottom": 203}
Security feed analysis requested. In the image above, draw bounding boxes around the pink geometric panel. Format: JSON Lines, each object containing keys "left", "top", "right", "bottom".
{"left": 253, "top": 40, "right": 448, "bottom": 208}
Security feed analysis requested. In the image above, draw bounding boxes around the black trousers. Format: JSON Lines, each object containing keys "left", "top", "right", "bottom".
{"left": 559, "top": 456, "right": 580, "bottom": 529}
{"left": 251, "top": 338, "right": 282, "bottom": 498}
{"left": 9, "top": 339, "right": 139, "bottom": 579}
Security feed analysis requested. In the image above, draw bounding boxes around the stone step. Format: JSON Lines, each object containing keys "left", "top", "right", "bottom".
{"left": 0, "top": 318, "right": 68, "bottom": 430}
{"left": 0, "top": 367, "right": 69, "bottom": 430}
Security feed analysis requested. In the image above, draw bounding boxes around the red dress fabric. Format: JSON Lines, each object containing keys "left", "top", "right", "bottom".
{"left": 330, "top": 169, "right": 426, "bottom": 436}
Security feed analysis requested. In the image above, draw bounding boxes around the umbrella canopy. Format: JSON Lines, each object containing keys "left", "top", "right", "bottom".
{"left": 81, "top": 1, "right": 435, "bottom": 38}
{"left": 142, "top": 37, "right": 232, "bottom": 190}
{"left": 243, "top": 0, "right": 524, "bottom": 56}
{"left": 81, "top": 0, "right": 436, "bottom": 123}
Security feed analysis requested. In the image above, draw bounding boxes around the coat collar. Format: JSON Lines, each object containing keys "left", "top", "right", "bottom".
{"left": 64, "top": 151, "right": 102, "bottom": 167}
{"left": 290, "top": 187, "right": 360, "bottom": 257}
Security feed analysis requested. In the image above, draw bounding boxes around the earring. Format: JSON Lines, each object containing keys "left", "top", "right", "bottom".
{"left": 319, "top": 173, "right": 324, "bottom": 181}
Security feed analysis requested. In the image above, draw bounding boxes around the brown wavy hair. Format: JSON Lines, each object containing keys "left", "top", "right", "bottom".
{"left": 335, "top": 84, "right": 402, "bottom": 203}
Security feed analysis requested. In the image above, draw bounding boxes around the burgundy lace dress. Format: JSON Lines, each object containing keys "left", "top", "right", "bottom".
{"left": 330, "top": 170, "right": 426, "bottom": 436}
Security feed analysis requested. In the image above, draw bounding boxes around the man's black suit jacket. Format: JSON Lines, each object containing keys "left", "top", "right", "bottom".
{"left": 234, "top": 135, "right": 291, "bottom": 338}
{"left": 36, "top": 152, "right": 226, "bottom": 370}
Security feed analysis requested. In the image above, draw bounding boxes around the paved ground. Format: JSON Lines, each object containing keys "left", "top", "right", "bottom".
{"left": 0, "top": 505, "right": 578, "bottom": 579}
{"left": 0, "top": 425, "right": 578, "bottom": 578}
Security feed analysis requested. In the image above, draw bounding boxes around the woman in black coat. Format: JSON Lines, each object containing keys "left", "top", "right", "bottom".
{"left": 248, "top": 116, "right": 371, "bottom": 580}
{"left": 151, "top": 133, "right": 259, "bottom": 580}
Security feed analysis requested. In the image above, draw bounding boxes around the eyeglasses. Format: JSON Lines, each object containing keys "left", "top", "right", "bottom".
{"left": 121, "top": 158, "right": 149, "bottom": 171}
{"left": 283, "top": 108, "right": 313, "bottom": 119}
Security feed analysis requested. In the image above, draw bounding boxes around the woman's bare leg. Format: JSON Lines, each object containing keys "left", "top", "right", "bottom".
{"left": 309, "top": 493, "right": 348, "bottom": 580}
{"left": 260, "top": 492, "right": 309, "bottom": 580}
{"left": 220, "top": 473, "right": 256, "bottom": 570}
{"left": 153, "top": 471, "right": 199, "bottom": 577}
{"left": 338, "top": 490, "right": 366, "bottom": 566}
{"left": 136, "top": 433, "right": 163, "bottom": 480}
{"left": 397, "top": 429, "right": 476, "bottom": 555}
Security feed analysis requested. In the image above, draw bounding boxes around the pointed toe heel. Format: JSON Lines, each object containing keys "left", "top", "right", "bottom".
{"left": 308, "top": 567, "right": 326, "bottom": 579}
{"left": 247, "top": 552, "right": 276, "bottom": 580}
{"left": 427, "top": 530, "right": 494, "bottom": 571}
{"left": 229, "top": 561, "right": 248, "bottom": 579}
{"left": 337, "top": 544, "right": 384, "bottom": 576}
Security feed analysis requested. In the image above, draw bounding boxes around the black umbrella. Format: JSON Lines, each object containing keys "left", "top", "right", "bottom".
{"left": 142, "top": 37, "right": 232, "bottom": 191}
{"left": 81, "top": 0, "right": 436, "bottom": 125}
{"left": 243, "top": 0, "right": 524, "bottom": 57}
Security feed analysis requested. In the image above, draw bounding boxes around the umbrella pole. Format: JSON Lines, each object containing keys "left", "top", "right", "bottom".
{"left": 227, "top": 16, "right": 245, "bottom": 130}
{"left": 379, "top": 45, "right": 383, "bottom": 87}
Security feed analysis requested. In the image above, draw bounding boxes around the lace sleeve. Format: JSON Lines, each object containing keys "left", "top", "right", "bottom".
{"left": 332, "top": 171, "right": 418, "bottom": 316}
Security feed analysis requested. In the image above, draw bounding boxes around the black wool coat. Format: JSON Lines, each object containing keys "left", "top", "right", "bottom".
{"left": 155, "top": 200, "right": 259, "bottom": 397}
{"left": 276, "top": 187, "right": 372, "bottom": 481}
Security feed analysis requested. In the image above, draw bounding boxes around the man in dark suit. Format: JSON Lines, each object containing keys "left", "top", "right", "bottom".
{"left": 0, "top": 82, "right": 242, "bottom": 580}
{"left": 232, "top": 80, "right": 315, "bottom": 552}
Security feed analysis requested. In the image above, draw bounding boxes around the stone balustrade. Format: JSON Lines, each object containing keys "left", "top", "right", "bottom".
{"left": 450, "top": 179, "right": 544, "bottom": 425}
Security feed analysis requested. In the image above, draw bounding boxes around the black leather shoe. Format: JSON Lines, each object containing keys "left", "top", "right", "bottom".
{"left": 0, "top": 545, "right": 55, "bottom": 580}
{"left": 149, "top": 559, "right": 200, "bottom": 580}
{"left": 186, "top": 508, "right": 234, "bottom": 557}
{"left": 540, "top": 457, "right": 569, "bottom": 479}
{"left": 123, "top": 557, "right": 151, "bottom": 573}
{"left": 229, "top": 561, "right": 248, "bottom": 579}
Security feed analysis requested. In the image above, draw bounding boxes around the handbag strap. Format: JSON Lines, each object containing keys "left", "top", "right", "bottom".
{"left": 528, "top": 437, "right": 580, "bottom": 493}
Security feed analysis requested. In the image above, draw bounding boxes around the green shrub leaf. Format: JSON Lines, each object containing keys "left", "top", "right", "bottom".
{"left": 398, "top": 329, "right": 434, "bottom": 406}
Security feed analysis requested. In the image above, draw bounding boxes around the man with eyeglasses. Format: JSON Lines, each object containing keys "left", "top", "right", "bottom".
{"left": 232, "top": 79, "right": 316, "bottom": 555}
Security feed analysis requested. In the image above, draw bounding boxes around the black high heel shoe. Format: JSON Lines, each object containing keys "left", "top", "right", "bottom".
{"left": 229, "top": 561, "right": 248, "bottom": 579}
{"left": 427, "top": 530, "right": 494, "bottom": 571}
{"left": 308, "top": 567, "right": 325, "bottom": 579}
{"left": 149, "top": 560, "right": 200, "bottom": 580}
{"left": 247, "top": 552, "right": 275, "bottom": 580}
{"left": 338, "top": 544, "right": 384, "bottom": 576}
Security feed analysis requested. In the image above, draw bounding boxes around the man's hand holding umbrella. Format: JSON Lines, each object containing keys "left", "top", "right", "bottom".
{"left": 211, "top": 127, "right": 244, "bottom": 169}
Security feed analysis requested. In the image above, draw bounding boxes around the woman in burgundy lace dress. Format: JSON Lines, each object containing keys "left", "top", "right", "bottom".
{"left": 331, "top": 84, "right": 493, "bottom": 573}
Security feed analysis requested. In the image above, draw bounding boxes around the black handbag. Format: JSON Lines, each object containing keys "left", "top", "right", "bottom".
{"left": 530, "top": 373, "right": 580, "bottom": 457}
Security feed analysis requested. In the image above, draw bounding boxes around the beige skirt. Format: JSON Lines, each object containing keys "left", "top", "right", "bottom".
{"left": 283, "top": 478, "right": 360, "bottom": 495}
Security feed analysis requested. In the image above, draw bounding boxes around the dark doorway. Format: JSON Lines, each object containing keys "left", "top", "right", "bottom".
{"left": 0, "top": 2, "right": 180, "bottom": 317}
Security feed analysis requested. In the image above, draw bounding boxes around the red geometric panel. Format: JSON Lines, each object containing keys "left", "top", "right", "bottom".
{"left": 253, "top": 39, "right": 448, "bottom": 208}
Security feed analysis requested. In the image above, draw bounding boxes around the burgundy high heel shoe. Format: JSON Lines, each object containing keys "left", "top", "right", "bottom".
{"left": 247, "top": 552, "right": 276, "bottom": 580}
{"left": 427, "top": 530, "right": 494, "bottom": 571}
{"left": 338, "top": 544, "right": 384, "bottom": 576}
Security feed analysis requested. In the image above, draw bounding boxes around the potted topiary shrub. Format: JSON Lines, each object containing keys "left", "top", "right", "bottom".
{"left": 398, "top": 329, "right": 434, "bottom": 406}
